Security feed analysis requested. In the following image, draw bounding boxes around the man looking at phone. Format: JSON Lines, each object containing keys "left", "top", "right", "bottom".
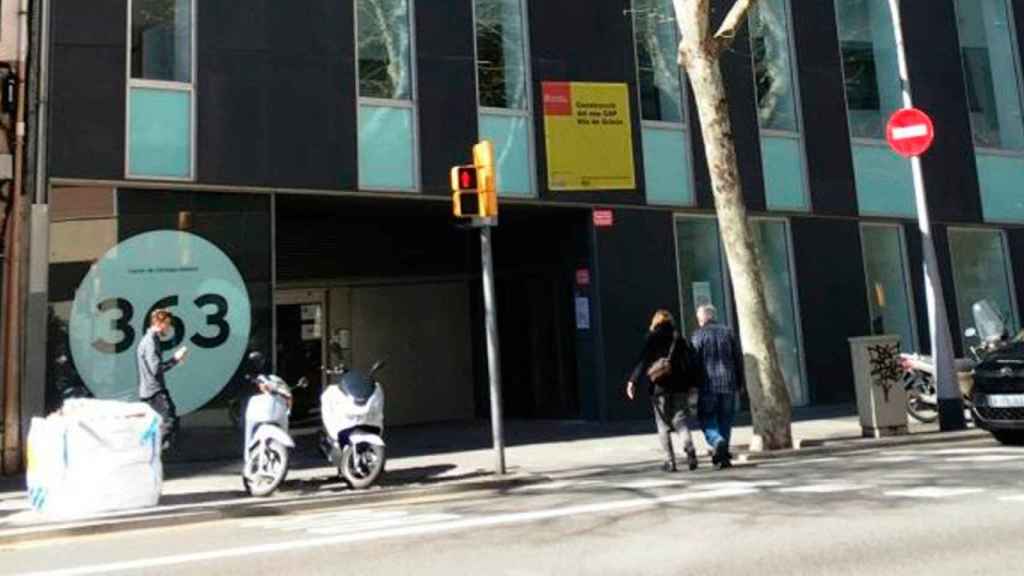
{"left": 137, "top": 309, "right": 188, "bottom": 451}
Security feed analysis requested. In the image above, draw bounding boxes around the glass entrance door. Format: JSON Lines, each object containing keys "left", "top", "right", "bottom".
{"left": 274, "top": 290, "right": 325, "bottom": 424}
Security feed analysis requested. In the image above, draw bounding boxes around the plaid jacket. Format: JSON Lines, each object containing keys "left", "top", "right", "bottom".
{"left": 691, "top": 322, "right": 744, "bottom": 395}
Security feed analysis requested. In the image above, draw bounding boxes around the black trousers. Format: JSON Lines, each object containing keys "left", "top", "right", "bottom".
{"left": 143, "top": 390, "right": 179, "bottom": 449}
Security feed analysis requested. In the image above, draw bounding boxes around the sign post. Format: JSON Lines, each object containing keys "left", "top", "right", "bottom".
{"left": 887, "top": 0, "right": 965, "bottom": 431}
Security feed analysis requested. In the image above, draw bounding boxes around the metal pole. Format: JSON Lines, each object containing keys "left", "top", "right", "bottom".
{"left": 480, "top": 225, "right": 506, "bottom": 474}
{"left": 887, "top": 0, "right": 965, "bottom": 430}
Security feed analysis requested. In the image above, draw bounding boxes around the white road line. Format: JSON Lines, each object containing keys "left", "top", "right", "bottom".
{"left": 692, "top": 481, "right": 783, "bottom": 491}
{"left": 240, "top": 509, "right": 383, "bottom": 530}
{"left": 308, "top": 513, "right": 461, "bottom": 535}
{"left": 515, "top": 480, "right": 602, "bottom": 492}
{"left": 615, "top": 479, "right": 688, "bottom": 489}
{"left": 943, "top": 455, "right": 1024, "bottom": 464}
{"left": 18, "top": 486, "right": 760, "bottom": 576}
{"left": 775, "top": 483, "right": 872, "bottom": 494}
{"left": 884, "top": 487, "right": 984, "bottom": 499}
{"left": 998, "top": 495, "right": 1024, "bottom": 502}
{"left": 760, "top": 457, "right": 840, "bottom": 467}
{"left": 865, "top": 456, "right": 920, "bottom": 464}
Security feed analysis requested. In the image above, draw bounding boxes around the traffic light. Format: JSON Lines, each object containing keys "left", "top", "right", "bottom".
{"left": 473, "top": 140, "right": 497, "bottom": 218}
{"left": 450, "top": 140, "right": 498, "bottom": 220}
{"left": 450, "top": 165, "right": 482, "bottom": 218}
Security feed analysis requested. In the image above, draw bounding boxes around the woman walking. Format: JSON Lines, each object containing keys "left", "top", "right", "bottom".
{"left": 626, "top": 310, "right": 699, "bottom": 472}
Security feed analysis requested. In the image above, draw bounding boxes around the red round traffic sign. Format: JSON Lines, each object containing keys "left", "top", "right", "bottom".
{"left": 886, "top": 108, "right": 935, "bottom": 157}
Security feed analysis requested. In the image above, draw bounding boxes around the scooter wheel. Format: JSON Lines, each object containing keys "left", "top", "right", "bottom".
{"left": 340, "top": 444, "right": 385, "bottom": 490}
{"left": 244, "top": 440, "right": 290, "bottom": 497}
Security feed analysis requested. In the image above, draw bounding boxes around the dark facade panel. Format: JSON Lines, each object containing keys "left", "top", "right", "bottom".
{"left": 528, "top": 0, "right": 647, "bottom": 205}
{"left": 49, "top": 0, "right": 127, "bottom": 180}
{"left": 593, "top": 209, "right": 680, "bottom": 420}
{"left": 416, "top": 0, "right": 479, "bottom": 197}
{"left": 790, "top": 218, "right": 870, "bottom": 404}
{"left": 197, "top": 0, "right": 356, "bottom": 190}
{"left": 899, "top": 0, "right": 982, "bottom": 223}
{"left": 790, "top": 0, "right": 857, "bottom": 216}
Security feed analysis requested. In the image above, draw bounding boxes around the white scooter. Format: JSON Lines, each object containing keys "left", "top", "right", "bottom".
{"left": 319, "top": 357, "right": 386, "bottom": 489}
{"left": 241, "top": 352, "right": 307, "bottom": 497}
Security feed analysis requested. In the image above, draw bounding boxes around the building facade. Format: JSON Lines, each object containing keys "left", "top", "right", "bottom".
{"left": 34, "top": 0, "right": 1024, "bottom": 442}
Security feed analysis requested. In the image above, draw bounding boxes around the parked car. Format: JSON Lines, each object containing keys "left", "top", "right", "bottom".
{"left": 966, "top": 300, "right": 1024, "bottom": 445}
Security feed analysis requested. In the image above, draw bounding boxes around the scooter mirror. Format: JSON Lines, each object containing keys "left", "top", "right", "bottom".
{"left": 965, "top": 327, "right": 978, "bottom": 339}
{"left": 369, "top": 359, "right": 387, "bottom": 377}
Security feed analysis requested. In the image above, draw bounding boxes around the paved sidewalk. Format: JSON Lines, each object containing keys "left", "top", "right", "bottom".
{"left": 0, "top": 405, "right": 987, "bottom": 543}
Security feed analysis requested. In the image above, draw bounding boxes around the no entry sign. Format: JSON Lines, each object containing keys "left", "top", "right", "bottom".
{"left": 886, "top": 108, "right": 935, "bottom": 157}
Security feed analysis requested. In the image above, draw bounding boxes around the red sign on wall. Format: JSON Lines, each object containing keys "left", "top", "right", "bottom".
{"left": 575, "top": 269, "right": 591, "bottom": 286}
{"left": 592, "top": 209, "right": 614, "bottom": 228}
{"left": 886, "top": 108, "right": 935, "bottom": 158}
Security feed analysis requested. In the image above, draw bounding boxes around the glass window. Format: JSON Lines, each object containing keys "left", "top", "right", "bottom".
{"left": 861, "top": 224, "right": 917, "bottom": 352}
{"left": 131, "top": 0, "right": 192, "bottom": 83}
{"left": 750, "top": 0, "right": 799, "bottom": 132}
{"left": 633, "top": 0, "right": 685, "bottom": 123}
{"left": 835, "top": 0, "right": 903, "bottom": 140}
{"left": 475, "top": 0, "right": 529, "bottom": 110}
{"left": 752, "top": 219, "right": 807, "bottom": 406}
{"left": 675, "top": 218, "right": 730, "bottom": 336}
{"left": 955, "top": 0, "right": 1024, "bottom": 150}
{"left": 128, "top": 88, "right": 191, "bottom": 179}
{"left": 480, "top": 114, "right": 532, "bottom": 196}
{"left": 359, "top": 104, "right": 417, "bottom": 189}
{"left": 358, "top": 0, "right": 414, "bottom": 101}
{"left": 949, "top": 228, "right": 1018, "bottom": 349}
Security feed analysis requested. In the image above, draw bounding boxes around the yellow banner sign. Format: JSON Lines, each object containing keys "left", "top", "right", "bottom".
{"left": 542, "top": 82, "right": 636, "bottom": 192}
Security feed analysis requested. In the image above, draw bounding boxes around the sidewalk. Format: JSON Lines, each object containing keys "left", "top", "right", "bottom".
{"left": 0, "top": 405, "right": 988, "bottom": 543}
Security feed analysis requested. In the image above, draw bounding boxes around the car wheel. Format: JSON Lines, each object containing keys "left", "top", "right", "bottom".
{"left": 992, "top": 430, "right": 1024, "bottom": 446}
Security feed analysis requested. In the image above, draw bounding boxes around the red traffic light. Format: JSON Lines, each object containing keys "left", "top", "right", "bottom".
{"left": 454, "top": 166, "right": 478, "bottom": 191}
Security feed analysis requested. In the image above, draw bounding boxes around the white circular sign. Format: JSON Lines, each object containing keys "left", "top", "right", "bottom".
{"left": 69, "top": 231, "right": 252, "bottom": 414}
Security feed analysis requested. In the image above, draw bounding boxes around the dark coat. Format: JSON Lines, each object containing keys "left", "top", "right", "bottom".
{"left": 630, "top": 322, "right": 695, "bottom": 395}
{"left": 691, "top": 322, "right": 744, "bottom": 395}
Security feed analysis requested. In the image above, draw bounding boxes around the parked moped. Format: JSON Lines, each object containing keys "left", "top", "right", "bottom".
{"left": 241, "top": 351, "right": 307, "bottom": 497}
{"left": 318, "top": 348, "right": 386, "bottom": 490}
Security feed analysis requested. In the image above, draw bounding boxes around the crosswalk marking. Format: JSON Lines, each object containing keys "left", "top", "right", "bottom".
{"left": 615, "top": 479, "right": 688, "bottom": 490}
{"left": 776, "top": 483, "right": 871, "bottom": 494}
{"left": 884, "top": 487, "right": 984, "bottom": 499}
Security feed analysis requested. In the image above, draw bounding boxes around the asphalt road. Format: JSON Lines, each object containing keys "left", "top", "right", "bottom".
{"left": 4, "top": 436, "right": 1024, "bottom": 576}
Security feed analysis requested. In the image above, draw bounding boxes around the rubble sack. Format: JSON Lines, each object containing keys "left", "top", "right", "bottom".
{"left": 25, "top": 399, "right": 163, "bottom": 518}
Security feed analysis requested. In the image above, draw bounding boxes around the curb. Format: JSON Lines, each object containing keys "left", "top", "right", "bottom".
{"left": 0, "top": 472, "right": 543, "bottom": 546}
{"left": 739, "top": 428, "right": 989, "bottom": 463}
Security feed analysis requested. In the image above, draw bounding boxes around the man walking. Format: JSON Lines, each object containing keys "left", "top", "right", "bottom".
{"left": 692, "top": 304, "right": 743, "bottom": 469}
{"left": 137, "top": 309, "right": 188, "bottom": 451}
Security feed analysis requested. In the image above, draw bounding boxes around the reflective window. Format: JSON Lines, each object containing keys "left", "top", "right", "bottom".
{"left": 675, "top": 218, "right": 730, "bottom": 336}
{"left": 750, "top": 0, "right": 799, "bottom": 132}
{"left": 476, "top": 0, "right": 529, "bottom": 110}
{"left": 131, "top": 0, "right": 192, "bottom": 83}
{"left": 861, "top": 224, "right": 917, "bottom": 352}
{"left": 752, "top": 219, "right": 807, "bottom": 407}
{"left": 633, "top": 0, "right": 685, "bottom": 123}
{"left": 955, "top": 0, "right": 1024, "bottom": 150}
{"left": 834, "top": 0, "right": 903, "bottom": 140}
{"left": 358, "top": 0, "right": 414, "bottom": 100}
{"left": 128, "top": 88, "right": 191, "bottom": 178}
{"left": 949, "top": 228, "right": 1018, "bottom": 349}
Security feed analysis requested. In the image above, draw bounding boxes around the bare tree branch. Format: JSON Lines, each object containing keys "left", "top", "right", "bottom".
{"left": 712, "top": 0, "right": 761, "bottom": 57}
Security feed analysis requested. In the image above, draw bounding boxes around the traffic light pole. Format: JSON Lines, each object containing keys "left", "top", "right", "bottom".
{"left": 888, "top": 0, "right": 965, "bottom": 430}
{"left": 480, "top": 225, "right": 506, "bottom": 475}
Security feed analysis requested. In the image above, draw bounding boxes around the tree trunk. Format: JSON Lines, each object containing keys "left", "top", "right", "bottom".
{"left": 678, "top": 30, "right": 793, "bottom": 449}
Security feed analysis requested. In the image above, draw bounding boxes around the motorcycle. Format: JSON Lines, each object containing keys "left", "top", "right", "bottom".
{"left": 899, "top": 299, "right": 1011, "bottom": 424}
{"left": 241, "top": 351, "right": 307, "bottom": 497}
{"left": 318, "top": 351, "right": 387, "bottom": 490}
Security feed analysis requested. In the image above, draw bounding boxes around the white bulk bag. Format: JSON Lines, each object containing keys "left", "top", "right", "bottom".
{"left": 26, "top": 399, "right": 163, "bottom": 519}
